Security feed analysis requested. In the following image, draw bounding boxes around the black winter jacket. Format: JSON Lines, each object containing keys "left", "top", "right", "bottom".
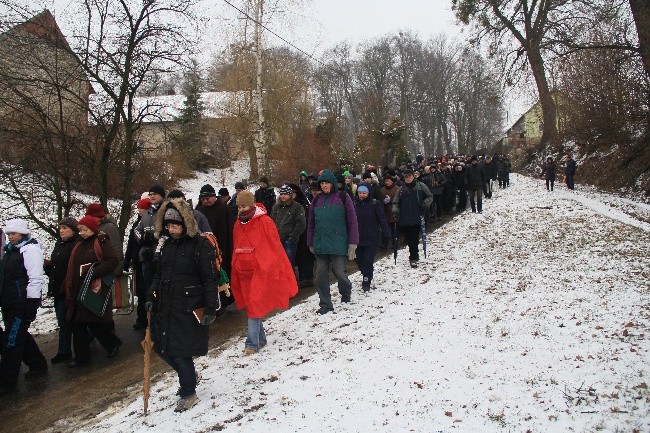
{"left": 255, "top": 187, "right": 276, "bottom": 214}
{"left": 270, "top": 197, "right": 306, "bottom": 243}
{"left": 45, "top": 234, "right": 79, "bottom": 298}
{"left": 354, "top": 197, "right": 391, "bottom": 246}
{"left": 149, "top": 234, "right": 219, "bottom": 358}
{"left": 465, "top": 163, "right": 484, "bottom": 190}
{"left": 392, "top": 181, "right": 433, "bottom": 227}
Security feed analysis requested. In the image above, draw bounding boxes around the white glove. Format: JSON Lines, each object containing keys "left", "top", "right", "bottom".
{"left": 347, "top": 244, "right": 357, "bottom": 261}
{"left": 309, "top": 246, "right": 314, "bottom": 254}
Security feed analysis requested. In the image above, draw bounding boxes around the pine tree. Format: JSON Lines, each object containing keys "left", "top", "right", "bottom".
{"left": 174, "top": 59, "right": 208, "bottom": 171}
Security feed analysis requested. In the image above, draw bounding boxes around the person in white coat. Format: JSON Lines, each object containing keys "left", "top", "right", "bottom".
{"left": 0, "top": 218, "right": 47, "bottom": 394}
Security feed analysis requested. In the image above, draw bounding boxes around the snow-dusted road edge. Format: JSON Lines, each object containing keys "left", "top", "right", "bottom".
{"left": 46, "top": 173, "right": 650, "bottom": 433}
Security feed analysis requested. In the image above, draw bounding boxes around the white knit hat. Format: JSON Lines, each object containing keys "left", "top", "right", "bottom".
{"left": 4, "top": 218, "right": 31, "bottom": 235}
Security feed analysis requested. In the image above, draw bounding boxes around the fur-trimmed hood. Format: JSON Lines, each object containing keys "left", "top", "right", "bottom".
{"left": 155, "top": 198, "right": 199, "bottom": 238}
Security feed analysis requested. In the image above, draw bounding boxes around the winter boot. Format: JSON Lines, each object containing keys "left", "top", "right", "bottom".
{"left": 409, "top": 260, "right": 418, "bottom": 268}
{"left": 362, "top": 276, "right": 371, "bottom": 292}
{"left": 174, "top": 394, "right": 199, "bottom": 412}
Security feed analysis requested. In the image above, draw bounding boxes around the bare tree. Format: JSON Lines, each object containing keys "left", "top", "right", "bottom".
{"left": 453, "top": 0, "right": 568, "bottom": 147}
{"left": 63, "top": 0, "right": 197, "bottom": 239}
{"left": 0, "top": 9, "right": 92, "bottom": 236}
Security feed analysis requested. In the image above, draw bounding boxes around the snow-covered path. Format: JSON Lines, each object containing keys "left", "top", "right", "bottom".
{"left": 48, "top": 173, "right": 650, "bottom": 432}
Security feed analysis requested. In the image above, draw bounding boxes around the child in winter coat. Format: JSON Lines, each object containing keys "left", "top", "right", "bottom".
{"left": 231, "top": 191, "right": 298, "bottom": 355}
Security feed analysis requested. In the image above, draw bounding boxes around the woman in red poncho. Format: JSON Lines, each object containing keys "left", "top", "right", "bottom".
{"left": 231, "top": 190, "right": 298, "bottom": 355}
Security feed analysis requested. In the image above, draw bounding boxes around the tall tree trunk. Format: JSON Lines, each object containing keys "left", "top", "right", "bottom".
{"left": 629, "top": 0, "right": 650, "bottom": 138}
{"left": 630, "top": 0, "right": 650, "bottom": 83}
{"left": 253, "top": 0, "right": 267, "bottom": 177}
{"left": 527, "top": 47, "right": 558, "bottom": 146}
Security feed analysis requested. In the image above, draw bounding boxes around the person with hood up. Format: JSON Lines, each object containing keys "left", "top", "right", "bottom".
{"left": 146, "top": 198, "right": 221, "bottom": 412}
{"left": 231, "top": 191, "right": 298, "bottom": 355}
{"left": 45, "top": 217, "right": 80, "bottom": 363}
{"left": 0, "top": 219, "right": 47, "bottom": 394}
{"left": 270, "top": 184, "right": 306, "bottom": 269}
{"left": 307, "top": 169, "right": 359, "bottom": 314}
{"left": 354, "top": 184, "right": 390, "bottom": 291}
{"left": 298, "top": 171, "right": 310, "bottom": 197}
{"left": 65, "top": 216, "right": 121, "bottom": 367}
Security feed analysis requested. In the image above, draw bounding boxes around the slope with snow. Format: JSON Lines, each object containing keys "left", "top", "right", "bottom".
{"left": 47, "top": 173, "right": 650, "bottom": 433}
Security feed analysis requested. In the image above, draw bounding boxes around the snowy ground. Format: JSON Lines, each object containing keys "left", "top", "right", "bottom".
{"left": 41, "top": 173, "right": 650, "bottom": 433}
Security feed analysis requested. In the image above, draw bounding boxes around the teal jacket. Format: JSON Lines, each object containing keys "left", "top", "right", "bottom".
{"left": 307, "top": 169, "right": 359, "bottom": 255}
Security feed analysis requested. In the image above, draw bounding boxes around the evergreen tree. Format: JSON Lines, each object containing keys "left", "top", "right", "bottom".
{"left": 174, "top": 59, "right": 208, "bottom": 171}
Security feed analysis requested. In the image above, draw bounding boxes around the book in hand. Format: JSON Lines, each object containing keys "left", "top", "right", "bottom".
{"left": 79, "top": 263, "right": 93, "bottom": 276}
{"left": 193, "top": 307, "right": 205, "bottom": 324}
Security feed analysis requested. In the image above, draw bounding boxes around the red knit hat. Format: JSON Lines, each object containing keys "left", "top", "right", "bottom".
{"left": 85, "top": 203, "right": 106, "bottom": 218}
{"left": 78, "top": 215, "right": 100, "bottom": 233}
{"left": 137, "top": 198, "right": 152, "bottom": 210}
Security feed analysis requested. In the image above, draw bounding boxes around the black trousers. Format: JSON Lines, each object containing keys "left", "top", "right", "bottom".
{"left": 72, "top": 321, "right": 121, "bottom": 363}
{"left": 0, "top": 307, "right": 47, "bottom": 387}
{"left": 401, "top": 225, "right": 421, "bottom": 261}
{"left": 469, "top": 188, "right": 483, "bottom": 212}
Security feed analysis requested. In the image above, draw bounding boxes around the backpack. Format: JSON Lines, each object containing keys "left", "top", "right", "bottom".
{"left": 196, "top": 233, "right": 230, "bottom": 287}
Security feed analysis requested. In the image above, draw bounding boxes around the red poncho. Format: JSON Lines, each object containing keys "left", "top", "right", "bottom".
{"left": 231, "top": 205, "right": 298, "bottom": 318}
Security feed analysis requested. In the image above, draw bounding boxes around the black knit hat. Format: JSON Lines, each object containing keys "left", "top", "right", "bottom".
{"left": 199, "top": 184, "right": 216, "bottom": 197}
{"left": 234, "top": 181, "right": 245, "bottom": 190}
{"left": 149, "top": 184, "right": 166, "bottom": 197}
{"left": 218, "top": 187, "right": 230, "bottom": 197}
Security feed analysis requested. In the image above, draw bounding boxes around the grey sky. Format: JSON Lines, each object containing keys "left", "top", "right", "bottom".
{"left": 44, "top": 0, "right": 526, "bottom": 122}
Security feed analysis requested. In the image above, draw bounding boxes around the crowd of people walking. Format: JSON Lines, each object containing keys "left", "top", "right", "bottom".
{"left": 0, "top": 151, "right": 577, "bottom": 411}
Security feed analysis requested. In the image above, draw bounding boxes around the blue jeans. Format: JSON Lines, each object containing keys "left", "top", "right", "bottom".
{"left": 314, "top": 254, "right": 351, "bottom": 310}
{"left": 54, "top": 296, "right": 72, "bottom": 355}
{"left": 245, "top": 318, "right": 267, "bottom": 350}
{"left": 355, "top": 244, "right": 378, "bottom": 283}
{"left": 282, "top": 240, "right": 297, "bottom": 267}
{"left": 160, "top": 354, "right": 196, "bottom": 398}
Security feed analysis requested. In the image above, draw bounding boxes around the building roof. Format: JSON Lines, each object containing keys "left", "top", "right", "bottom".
{"left": 89, "top": 91, "right": 244, "bottom": 124}
{"left": 2, "top": 9, "right": 70, "bottom": 50}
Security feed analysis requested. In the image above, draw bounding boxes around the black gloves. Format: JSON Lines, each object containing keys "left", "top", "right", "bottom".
{"left": 25, "top": 298, "right": 40, "bottom": 321}
{"left": 144, "top": 301, "right": 153, "bottom": 312}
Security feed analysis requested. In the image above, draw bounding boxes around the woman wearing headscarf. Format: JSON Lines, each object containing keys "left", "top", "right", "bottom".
{"left": 65, "top": 216, "right": 121, "bottom": 367}
{"left": 0, "top": 218, "right": 47, "bottom": 393}
{"left": 146, "top": 198, "right": 220, "bottom": 412}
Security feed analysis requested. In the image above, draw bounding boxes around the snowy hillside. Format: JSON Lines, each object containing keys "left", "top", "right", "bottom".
{"left": 48, "top": 173, "right": 650, "bottom": 433}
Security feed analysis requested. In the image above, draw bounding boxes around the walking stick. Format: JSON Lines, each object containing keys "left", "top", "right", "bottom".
{"left": 141, "top": 310, "right": 154, "bottom": 414}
